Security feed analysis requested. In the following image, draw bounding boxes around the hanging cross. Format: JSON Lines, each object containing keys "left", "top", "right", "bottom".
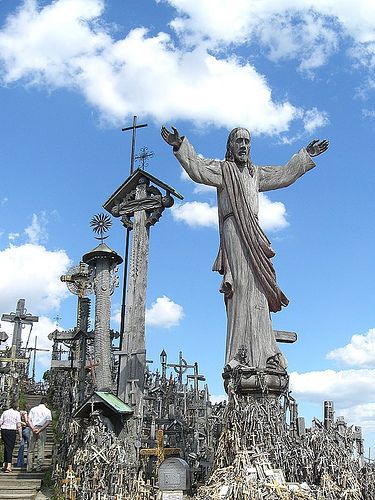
{"left": 122, "top": 115, "right": 148, "bottom": 174}
{"left": 139, "top": 429, "right": 180, "bottom": 466}
{"left": 135, "top": 146, "right": 154, "bottom": 170}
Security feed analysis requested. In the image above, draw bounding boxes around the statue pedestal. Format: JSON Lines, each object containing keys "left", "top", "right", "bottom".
{"left": 222, "top": 363, "right": 289, "bottom": 397}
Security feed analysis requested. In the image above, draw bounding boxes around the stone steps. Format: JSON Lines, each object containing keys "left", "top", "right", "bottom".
{"left": 0, "top": 394, "right": 55, "bottom": 499}
{"left": 0, "top": 471, "right": 44, "bottom": 499}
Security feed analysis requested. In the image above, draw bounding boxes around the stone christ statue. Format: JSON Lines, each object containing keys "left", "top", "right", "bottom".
{"left": 161, "top": 126, "right": 328, "bottom": 371}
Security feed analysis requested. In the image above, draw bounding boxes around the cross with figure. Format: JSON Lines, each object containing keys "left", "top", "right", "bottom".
{"left": 161, "top": 126, "right": 328, "bottom": 373}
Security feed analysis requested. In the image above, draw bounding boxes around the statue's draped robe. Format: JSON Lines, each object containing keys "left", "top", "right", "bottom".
{"left": 175, "top": 138, "right": 315, "bottom": 368}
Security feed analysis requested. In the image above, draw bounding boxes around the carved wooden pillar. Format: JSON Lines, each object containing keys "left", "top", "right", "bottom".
{"left": 83, "top": 244, "right": 122, "bottom": 391}
{"left": 104, "top": 169, "right": 182, "bottom": 412}
{"left": 118, "top": 178, "right": 149, "bottom": 409}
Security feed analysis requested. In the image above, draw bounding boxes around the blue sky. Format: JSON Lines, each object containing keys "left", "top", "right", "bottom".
{"left": 1, "top": 0, "right": 375, "bottom": 450}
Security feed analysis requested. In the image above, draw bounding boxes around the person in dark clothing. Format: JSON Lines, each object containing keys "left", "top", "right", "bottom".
{"left": 0, "top": 400, "right": 22, "bottom": 472}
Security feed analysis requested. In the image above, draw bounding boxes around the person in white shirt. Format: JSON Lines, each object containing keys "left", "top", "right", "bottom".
{"left": 0, "top": 400, "right": 22, "bottom": 472}
{"left": 27, "top": 397, "right": 52, "bottom": 472}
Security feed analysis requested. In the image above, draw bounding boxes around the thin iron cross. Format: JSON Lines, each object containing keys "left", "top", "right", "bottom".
{"left": 121, "top": 115, "right": 148, "bottom": 174}
{"left": 135, "top": 146, "right": 154, "bottom": 169}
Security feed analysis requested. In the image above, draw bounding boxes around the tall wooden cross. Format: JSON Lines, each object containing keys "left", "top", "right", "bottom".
{"left": 122, "top": 115, "right": 148, "bottom": 174}
{"left": 1, "top": 299, "right": 39, "bottom": 355}
{"left": 140, "top": 429, "right": 180, "bottom": 466}
{"left": 119, "top": 116, "right": 148, "bottom": 351}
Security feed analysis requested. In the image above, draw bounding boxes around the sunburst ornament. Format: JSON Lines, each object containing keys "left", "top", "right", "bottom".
{"left": 90, "top": 213, "right": 112, "bottom": 242}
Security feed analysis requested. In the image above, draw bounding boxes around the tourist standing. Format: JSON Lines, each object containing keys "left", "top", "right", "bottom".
{"left": 0, "top": 400, "right": 22, "bottom": 473}
{"left": 27, "top": 397, "right": 52, "bottom": 472}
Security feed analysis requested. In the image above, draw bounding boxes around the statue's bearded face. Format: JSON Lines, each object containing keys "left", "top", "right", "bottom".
{"left": 231, "top": 129, "right": 250, "bottom": 165}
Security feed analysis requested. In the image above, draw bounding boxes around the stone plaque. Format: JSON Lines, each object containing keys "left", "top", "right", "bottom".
{"left": 159, "top": 457, "right": 189, "bottom": 491}
{"left": 161, "top": 491, "right": 183, "bottom": 500}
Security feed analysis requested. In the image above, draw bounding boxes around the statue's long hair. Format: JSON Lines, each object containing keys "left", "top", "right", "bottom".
{"left": 225, "top": 127, "right": 251, "bottom": 161}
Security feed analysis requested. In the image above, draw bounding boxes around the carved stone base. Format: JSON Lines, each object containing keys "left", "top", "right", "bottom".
{"left": 222, "top": 363, "right": 289, "bottom": 397}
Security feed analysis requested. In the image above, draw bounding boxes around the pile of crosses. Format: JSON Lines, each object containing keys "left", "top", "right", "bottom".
{"left": 140, "top": 350, "right": 217, "bottom": 486}
{"left": 55, "top": 416, "right": 143, "bottom": 500}
{"left": 51, "top": 349, "right": 219, "bottom": 499}
{"left": 195, "top": 388, "right": 374, "bottom": 499}
{"left": 0, "top": 299, "right": 40, "bottom": 407}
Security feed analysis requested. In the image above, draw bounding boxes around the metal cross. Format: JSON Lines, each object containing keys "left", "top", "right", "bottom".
{"left": 121, "top": 115, "right": 148, "bottom": 174}
{"left": 135, "top": 146, "right": 154, "bottom": 170}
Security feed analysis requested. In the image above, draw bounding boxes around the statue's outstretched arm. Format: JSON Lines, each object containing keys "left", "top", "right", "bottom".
{"left": 161, "top": 126, "right": 183, "bottom": 151}
{"left": 162, "top": 126, "right": 222, "bottom": 187}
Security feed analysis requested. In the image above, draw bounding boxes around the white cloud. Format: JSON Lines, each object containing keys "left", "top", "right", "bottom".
{"left": 0, "top": 243, "right": 70, "bottom": 314}
{"left": 111, "top": 308, "right": 121, "bottom": 327}
{"left": 327, "top": 328, "right": 375, "bottom": 368}
{"left": 302, "top": 108, "right": 330, "bottom": 133}
{"left": 340, "top": 403, "right": 375, "bottom": 432}
{"left": 171, "top": 194, "right": 288, "bottom": 232}
{"left": 0, "top": 0, "right": 327, "bottom": 135}
{"left": 8, "top": 232, "right": 20, "bottom": 241}
{"left": 146, "top": 295, "right": 184, "bottom": 328}
{"left": 258, "top": 193, "right": 288, "bottom": 232}
{"left": 193, "top": 184, "right": 216, "bottom": 195}
{"left": 290, "top": 369, "right": 375, "bottom": 407}
{"left": 0, "top": 197, "right": 8, "bottom": 207}
{"left": 290, "top": 368, "right": 375, "bottom": 432}
{"left": 24, "top": 213, "right": 48, "bottom": 245}
{"left": 164, "top": 0, "right": 375, "bottom": 71}
{"left": 363, "top": 109, "right": 375, "bottom": 119}
{"left": 171, "top": 201, "right": 218, "bottom": 228}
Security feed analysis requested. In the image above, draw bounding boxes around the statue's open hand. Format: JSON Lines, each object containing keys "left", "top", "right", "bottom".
{"left": 306, "top": 139, "right": 329, "bottom": 157}
{"left": 161, "top": 126, "right": 182, "bottom": 150}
